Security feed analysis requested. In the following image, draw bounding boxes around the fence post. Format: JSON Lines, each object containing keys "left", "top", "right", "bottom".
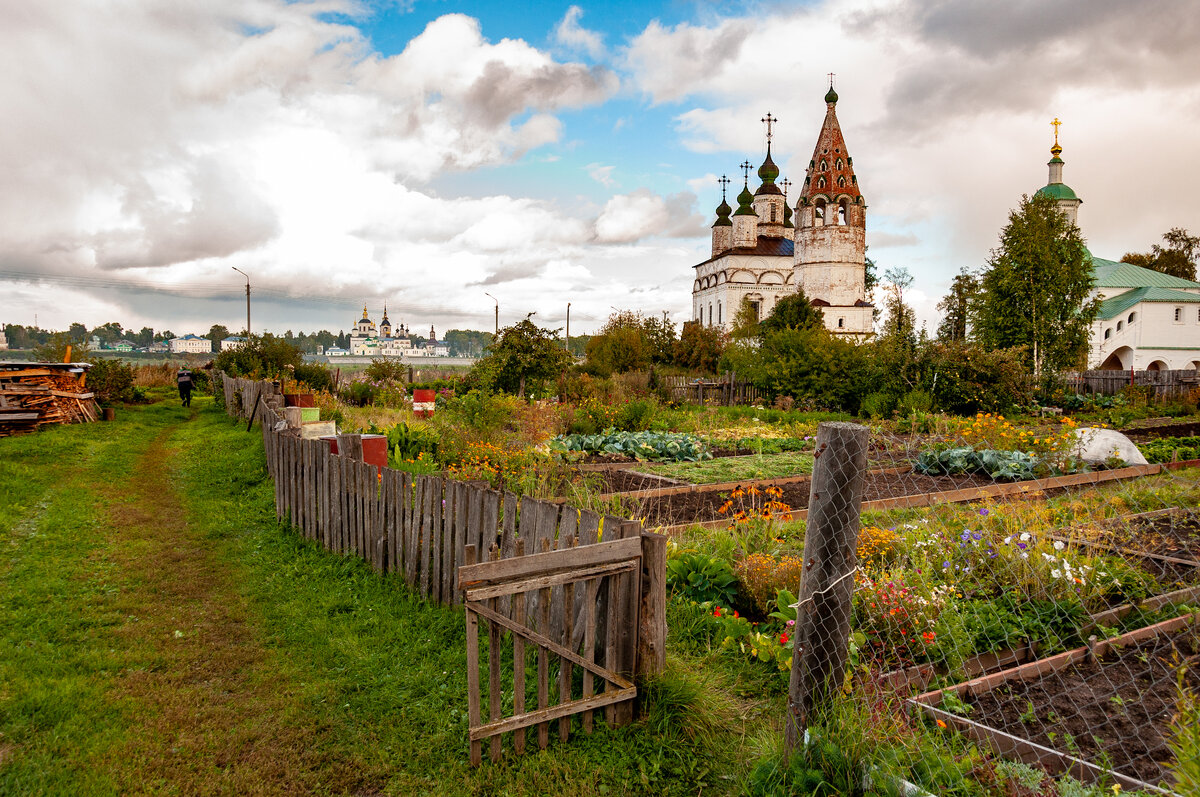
{"left": 337, "top": 433, "right": 364, "bottom": 462}
{"left": 636, "top": 531, "right": 667, "bottom": 682}
{"left": 783, "top": 421, "right": 869, "bottom": 757}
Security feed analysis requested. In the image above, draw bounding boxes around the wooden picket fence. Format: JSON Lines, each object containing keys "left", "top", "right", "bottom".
{"left": 661, "top": 373, "right": 762, "bottom": 406}
{"left": 218, "top": 373, "right": 667, "bottom": 764}
{"left": 1066, "top": 368, "right": 1199, "bottom": 399}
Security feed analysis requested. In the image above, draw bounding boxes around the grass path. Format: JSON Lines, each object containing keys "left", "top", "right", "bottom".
{"left": 0, "top": 398, "right": 780, "bottom": 795}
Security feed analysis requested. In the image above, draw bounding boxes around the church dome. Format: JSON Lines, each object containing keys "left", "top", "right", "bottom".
{"left": 713, "top": 198, "right": 733, "bottom": 227}
{"left": 825, "top": 85, "right": 838, "bottom": 104}
{"left": 757, "top": 147, "right": 779, "bottom": 183}
{"left": 733, "top": 185, "right": 757, "bottom": 216}
{"left": 1036, "top": 182, "right": 1078, "bottom": 201}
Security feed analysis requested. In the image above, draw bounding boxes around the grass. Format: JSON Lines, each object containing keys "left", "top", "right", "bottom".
{"left": 0, "top": 395, "right": 779, "bottom": 794}
{"left": 642, "top": 450, "right": 815, "bottom": 484}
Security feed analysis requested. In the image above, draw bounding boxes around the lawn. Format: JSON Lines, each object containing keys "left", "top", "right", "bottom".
{"left": 641, "top": 450, "right": 815, "bottom": 484}
{"left": 0, "top": 397, "right": 778, "bottom": 795}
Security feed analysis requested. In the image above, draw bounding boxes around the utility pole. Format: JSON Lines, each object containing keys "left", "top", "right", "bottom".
{"left": 485, "top": 293, "right": 498, "bottom": 336}
{"left": 232, "top": 267, "right": 251, "bottom": 336}
{"left": 566, "top": 302, "right": 571, "bottom": 351}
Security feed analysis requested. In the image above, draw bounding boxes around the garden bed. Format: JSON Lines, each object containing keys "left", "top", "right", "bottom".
{"left": 1126, "top": 419, "right": 1200, "bottom": 440}
{"left": 912, "top": 613, "right": 1200, "bottom": 791}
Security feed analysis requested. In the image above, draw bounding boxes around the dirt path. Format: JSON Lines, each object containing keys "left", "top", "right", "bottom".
{"left": 93, "top": 421, "right": 360, "bottom": 794}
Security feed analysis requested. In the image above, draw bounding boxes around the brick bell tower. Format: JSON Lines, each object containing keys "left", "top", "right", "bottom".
{"left": 792, "top": 81, "right": 873, "bottom": 336}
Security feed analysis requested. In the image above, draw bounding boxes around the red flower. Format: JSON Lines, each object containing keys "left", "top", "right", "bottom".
{"left": 713, "top": 607, "right": 721, "bottom": 617}
{"left": 779, "top": 632, "right": 789, "bottom": 644}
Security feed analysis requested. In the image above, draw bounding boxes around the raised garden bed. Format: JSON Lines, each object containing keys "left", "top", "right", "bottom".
{"left": 911, "top": 613, "right": 1200, "bottom": 792}
{"left": 1085, "top": 508, "right": 1200, "bottom": 585}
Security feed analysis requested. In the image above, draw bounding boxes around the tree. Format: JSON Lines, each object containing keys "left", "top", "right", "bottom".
{"left": 973, "top": 193, "right": 1098, "bottom": 379}
{"left": 208, "top": 324, "right": 230, "bottom": 346}
{"left": 759, "top": 289, "right": 825, "bottom": 335}
{"left": 213, "top": 334, "right": 302, "bottom": 378}
{"left": 935, "top": 268, "right": 979, "bottom": 342}
{"left": 584, "top": 311, "right": 676, "bottom": 376}
{"left": 729, "top": 297, "right": 762, "bottom": 340}
{"left": 1121, "top": 227, "right": 1199, "bottom": 281}
{"left": 468, "top": 316, "right": 572, "bottom": 398}
{"left": 68, "top": 322, "right": 88, "bottom": 343}
{"left": 90, "top": 322, "right": 123, "bottom": 345}
{"left": 33, "top": 332, "right": 90, "bottom": 363}
{"left": 443, "top": 329, "right": 492, "bottom": 357}
{"left": 880, "top": 266, "right": 916, "bottom": 342}
{"left": 673, "top": 321, "right": 725, "bottom": 373}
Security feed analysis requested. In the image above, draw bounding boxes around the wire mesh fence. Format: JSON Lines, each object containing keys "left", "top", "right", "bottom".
{"left": 657, "top": 415, "right": 1200, "bottom": 796}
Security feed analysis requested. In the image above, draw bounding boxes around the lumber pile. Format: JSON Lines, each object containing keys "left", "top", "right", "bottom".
{"left": 0, "top": 363, "right": 100, "bottom": 437}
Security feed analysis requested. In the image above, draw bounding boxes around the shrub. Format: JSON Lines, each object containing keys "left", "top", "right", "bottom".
{"left": 87, "top": 359, "right": 136, "bottom": 403}
{"left": 364, "top": 358, "right": 409, "bottom": 383}
{"left": 616, "top": 398, "right": 657, "bottom": 431}
{"left": 342, "top": 381, "right": 379, "bottom": 407}
{"left": 666, "top": 550, "right": 739, "bottom": 606}
{"left": 293, "top": 363, "right": 335, "bottom": 393}
{"left": 735, "top": 553, "right": 806, "bottom": 615}
{"left": 897, "top": 388, "right": 933, "bottom": 415}
{"left": 859, "top": 391, "right": 895, "bottom": 419}
{"left": 213, "top": 333, "right": 302, "bottom": 378}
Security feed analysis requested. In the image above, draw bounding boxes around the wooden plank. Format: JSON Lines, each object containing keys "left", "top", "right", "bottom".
{"left": 465, "top": 558, "right": 635, "bottom": 604}
{"left": 458, "top": 537, "right": 642, "bottom": 584}
{"left": 603, "top": 554, "right": 617, "bottom": 727}
{"left": 450, "top": 482, "right": 466, "bottom": 604}
{"left": 559, "top": 536, "right": 576, "bottom": 744}
{"left": 488, "top": 547, "right": 503, "bottom": 762}
{"left": 614, "top": 521, "right": 641, "bottom": 727}
{"left": 512, "top": 538, "right": 526, "bottom": 754}
{"left": 533, "top": 501, "right": 560, "bottom": 553}
{"left": 537, "top": 537, "right": 551, "bottom": 750}
{"left": 582, "top": 576, "right": 598, "bottom": 734}
{"left": 500, "top": 492, "right": 517, "bottom": 560}
{"left": 481, "top": 490, "right": 500, "bottom": 564}
{"left": 469, "top": 688, "right": 637, "bottom": 743}
{"left": 464, "top": 544, "right": 482, "bottom": 767}
{"left": 433, "top": 479, "right": 446, "bottom": 604}
{"left": 404, "top": 473, "right": 417, "bottom": 586}
{"left": 419, "top": 477, "right": 433, "bottom": 598}
{"left": 469, "top": 487, "right": 486, "bottom": 563}
{"left": 637, "top": 532, "right": 668, "bottom": 680}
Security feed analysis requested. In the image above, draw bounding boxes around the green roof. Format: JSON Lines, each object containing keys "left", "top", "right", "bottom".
{"left": 1035, "top": 182, "right": 1078, "bottom": 201}
{"left": 1091, "top": 253, "right": 1200, "bottom": 289}
{"left": 1097, "top": 286, "right": 1200, "bottom": 320}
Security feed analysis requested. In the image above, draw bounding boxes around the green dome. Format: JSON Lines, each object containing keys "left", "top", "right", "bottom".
{"left": 713, "top": 198, "right": 733, "bottom": 226}
{"left": 732, "top": 185, "right": 757, "bottom": 216}
{"left": 783, "top": 202, "right": 794, "bottom": 228}
{"left": 825, "top": 85, "right": 838, "bottom": 103}
{"left": 1036, "top": 182, "right": 1078, "bottom": 201}
{"left": 757, "top": 145, "right": 779, "bottom": 183}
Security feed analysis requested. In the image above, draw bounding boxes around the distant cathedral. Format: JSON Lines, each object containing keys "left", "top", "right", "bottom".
{"left": 692, "top": 84, "right": 873, "bottom": 337}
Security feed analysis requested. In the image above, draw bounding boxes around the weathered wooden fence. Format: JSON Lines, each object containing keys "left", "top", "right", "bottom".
{"left": 661, "top": 374, "right": 762, "bottom": 406}
{"left": 219, "top": 373, "right": 667, "bottom": 764}
{"left": 1066, "top": 368, "right": 1199, "bottom": 399}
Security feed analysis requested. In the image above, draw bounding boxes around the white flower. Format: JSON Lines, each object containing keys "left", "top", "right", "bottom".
{"left": 1019, "top": 533, "right": 1031, "bottom": 542}
{"left": 1053, "top": 541, "right": 1065, "bottom": 551}
{"left": 1042, "top": 553, "right": 1055, "bottom": 561}
{"left": 1051, "top": 569, "right": 1062, "bottom": 579}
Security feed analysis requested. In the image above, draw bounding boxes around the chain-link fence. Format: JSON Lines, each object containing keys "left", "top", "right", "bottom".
{"left": 657, "top": 415, "right": 1200, "bottom": 795}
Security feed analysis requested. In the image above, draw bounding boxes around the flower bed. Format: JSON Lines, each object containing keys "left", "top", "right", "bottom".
{"left": 910, "top": 613, "right": 1200, "bottom": 791}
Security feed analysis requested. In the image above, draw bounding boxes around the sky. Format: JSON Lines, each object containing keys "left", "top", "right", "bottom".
{"left": 3, "top": 0, "right": 1200, "bottom": 339}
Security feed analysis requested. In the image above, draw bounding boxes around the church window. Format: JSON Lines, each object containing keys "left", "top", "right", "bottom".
{"left": 837, "top": 176, "right": 846, "bottom": 188}
{"left": 838, "top": 199, "right": 848, "bottom": 225}
{"left": 1176, "top": 307, "right": 1183, "bottom": 322}
{"left": 1104, "top": 328, "right": 1112, "bottom": 340}
{"left": 820, "top": 160, "right": 828, "bottom": 171}
{"left": 750, "top": 300, "right": 761, "bottom": 321}
{"left": 770, "top": 204, "right": 777, "bottom": 222}
{"left": 1128, "top": 312, "right": 1137, "bottom": 323}
{"left": 708, "top": 304, "right": 713, "bottom": 326}
{"left": 835, "top": 158, "right": 843, "bottom": 170}
{"left": 1117, "top": 321, "right": 1123, "bottom": 331}
{"left": 718, "top": 302, "right": 722, "bottom": 325}
{"left": 814, "top": 199, "right": 826, "bottom": 225}
{"left": 837, "top": 318, "right": 845, "bottom": 328}
{"left": 817, "top": 176, "right": 826, "bottom": 189}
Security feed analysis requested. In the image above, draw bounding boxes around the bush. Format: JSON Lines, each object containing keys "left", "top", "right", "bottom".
{"left": 213, "top": 334, "right": 302, "bottom": 378}
{"left": 293, "top": 363, "right": 335, "bottom": 393}
{"left": 859, "top": 391, "right": 895, "bottom": 419}
{"left": 666, "top": 550, "right": 739, "bottom": 606}
{"left": 735, "top": 553, "right": 806, "bottom": 615}
{"left": 87, "top": 359, "right": 136, "bottom": 403}
{"left": 897, "top": 388, "right": 933, "bottom": 415}
{"left": 341, "top": 381, "right": 379, "bottom": 407}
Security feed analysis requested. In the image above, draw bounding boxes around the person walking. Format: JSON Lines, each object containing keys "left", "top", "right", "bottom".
{"left": 177, "top": 368, "right": 194, "bottom": 407}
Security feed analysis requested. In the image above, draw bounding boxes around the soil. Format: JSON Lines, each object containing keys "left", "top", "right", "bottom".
{"left": 621, "top": 470, "right": 997, "bottom": 527}
{"left": 588, "top": 467, "right": 682, "bottom": 493}
{"left": 967, "top": 627, "right": 1200, "bottom": 785}
{"left": 1126, "top": 419, "right": 1200, "bottom": 440}
{"left": 1103, "top": 509, "right": 1200, "bottom": 585}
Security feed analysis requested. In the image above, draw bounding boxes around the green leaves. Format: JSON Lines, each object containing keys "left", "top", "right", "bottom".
{"left": 549, "top": 430, "right": 712, "bottom": 462}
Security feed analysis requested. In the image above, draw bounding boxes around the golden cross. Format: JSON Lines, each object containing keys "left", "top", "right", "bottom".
{"left": 1051, "top": 117, "right": 1062, "bottom": 146}
{"left": 761, "top": 112, "right": 777, "bottom": 142}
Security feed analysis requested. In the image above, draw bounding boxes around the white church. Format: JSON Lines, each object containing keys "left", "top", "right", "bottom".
{"left": 692, "top": 85, "right": 873, "bottom": 337}
{"left": 1035, "top": 130, "right": 1200, "bottom": 371}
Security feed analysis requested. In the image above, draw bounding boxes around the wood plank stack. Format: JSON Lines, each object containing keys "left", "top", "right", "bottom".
{"left": 0, "top": 363, "right": 100, "bottom": 437}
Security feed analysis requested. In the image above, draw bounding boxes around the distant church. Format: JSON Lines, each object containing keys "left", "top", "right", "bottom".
{"left": 691, "top": 85, "right": 873, "bottom": 337}
{"left": 1033, "top": 123, "right": 1200, "bottom": 371}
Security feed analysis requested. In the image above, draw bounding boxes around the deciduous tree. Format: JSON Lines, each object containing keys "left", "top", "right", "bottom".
{"left": 936, "top": 268, "right": 979, "bottom": 342}
{"left": 1121, "top": 227, "right": 1199, "bottom": 281}
{"left": 972, "top": 193, "right": 1098, "bottom": 379}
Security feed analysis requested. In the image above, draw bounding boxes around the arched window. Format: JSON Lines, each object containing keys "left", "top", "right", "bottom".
{"left": 708, "top": 304, "right": 713, "bottom": 326}
{"left": 817, "top": 176, "right": 826, "bottom": 189}
{"left": 820, "top": 160, "right": 828, "bottom": 171}
{"left": 837, "top": 318, "right": 845, "bottom": 328}
{"left": 838, "top": 199, "right": 848, "bottom": 225}
{"left": 835, "top": 158, "right": 843, "bottom": 169}
{"left": 814, "top": 199, "right": 826, "bottom": 225}
{"left": 770, "top": 204, "right": 777, "bottom": 222}
{"left": 1128, "top": 312, "right": 1137, "bottom": 323}
{"left": 837, "top": 176, "right": 846, "bottom": 188}
{"left": 1176, "top": 307, "right": 1184, "bottom": 322}
{"left": 1117, "top": 320, "right": 1123, "bottom": 331}
{"left": 1104, "top": 328, "right": 1112, "bottom": 339}
{"left": 718, "top": 302, "right": 722, "bottom": 325}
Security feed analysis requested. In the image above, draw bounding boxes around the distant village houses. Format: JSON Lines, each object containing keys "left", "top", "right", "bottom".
{"left": 342, "top": 307, "right": 450, "bottom": 358}
{"left": 169, "top": 334, "right": 213, "bottom": 354}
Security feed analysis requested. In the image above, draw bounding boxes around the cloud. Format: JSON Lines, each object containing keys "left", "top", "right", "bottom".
{"left": 586, "top": 163, "right": 617, "bottom": 187}
{"left": 554, "top": 5, "right": 606, "bottom": 59}
{"left": 623, "top": 18, "right": 754, "bottom": 104}
{"left": 594, "top": 189, "right": 707, "bottom": 243}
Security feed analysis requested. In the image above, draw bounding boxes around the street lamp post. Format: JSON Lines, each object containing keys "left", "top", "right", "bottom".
{"left": 485, "top": 293, "right": 498, "bottom": 336}
{"left": 232, "top": 267, "right": 251, "bottom": 336}
{"left": 566, "top": 302, "right": 571, "bottom": 351}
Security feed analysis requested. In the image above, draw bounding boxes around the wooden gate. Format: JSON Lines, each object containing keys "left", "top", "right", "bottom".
{"left": 459, "top": 534, "right": 642, "bottom": 765}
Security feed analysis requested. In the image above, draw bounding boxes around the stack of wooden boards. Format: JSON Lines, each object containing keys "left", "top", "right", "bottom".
{"left": 0, "top": 362, "right": 100, "bottom": 437}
